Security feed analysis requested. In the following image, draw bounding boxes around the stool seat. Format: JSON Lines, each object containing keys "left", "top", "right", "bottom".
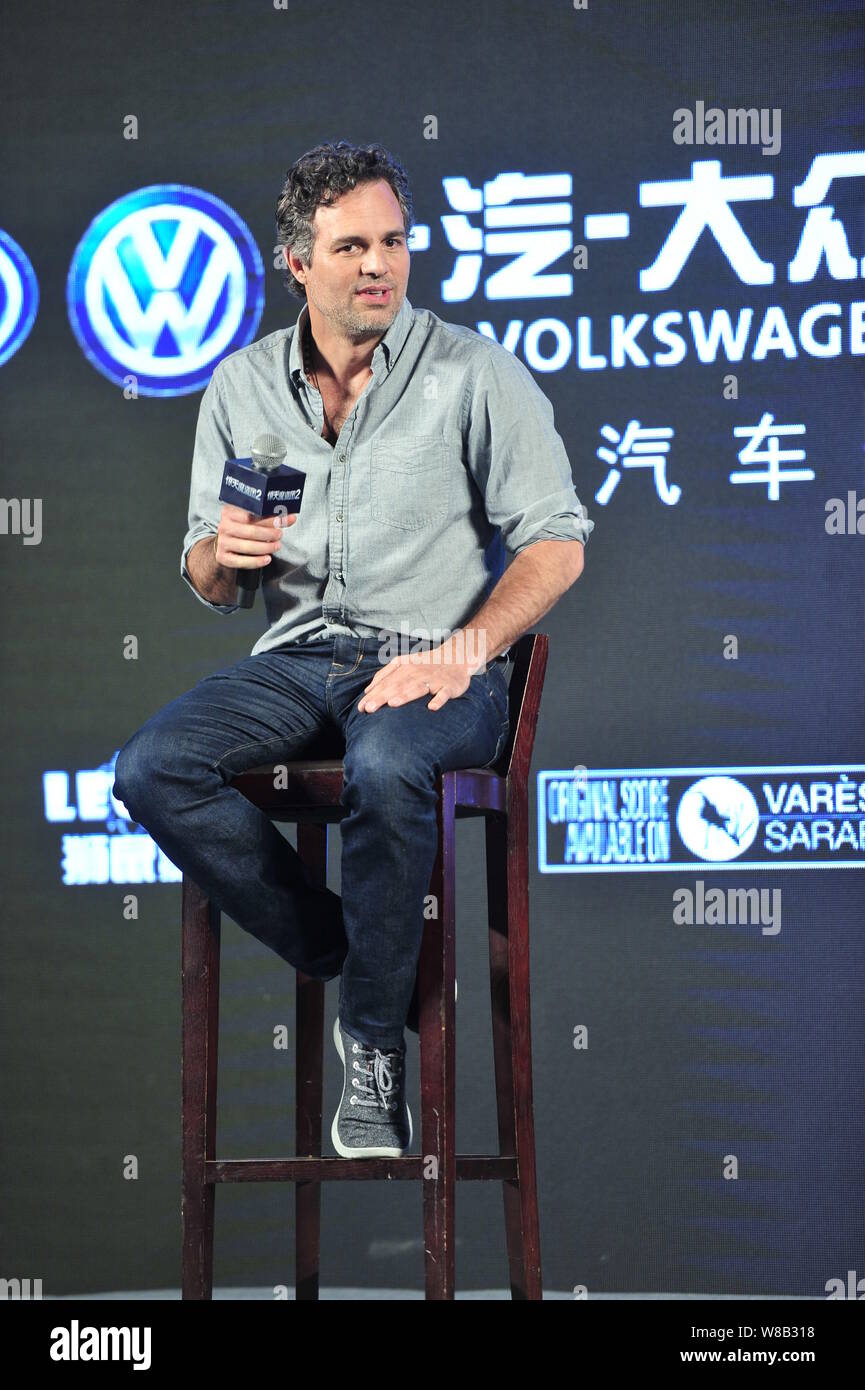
{"left": 231, "top": 760, "right": 506, "bottom": 819}
{"left": 181, "top": 632, "right": 548, "bottom": 1299}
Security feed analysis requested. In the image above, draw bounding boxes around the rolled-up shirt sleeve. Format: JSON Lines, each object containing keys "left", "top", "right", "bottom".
{"left": 462, "top": 346, "right": 595, "bottom": 556}
{"left": 181, "top": 368, "right": 240, "bottom": 615}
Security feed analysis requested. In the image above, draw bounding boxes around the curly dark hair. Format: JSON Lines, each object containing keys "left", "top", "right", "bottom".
{"left": 275, "top": 139, "right": 415, "bottom": 300}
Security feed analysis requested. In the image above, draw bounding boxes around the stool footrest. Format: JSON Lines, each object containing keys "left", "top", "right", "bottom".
{"left": 204, "top": 1155, "right": 519, "bottom": 1183}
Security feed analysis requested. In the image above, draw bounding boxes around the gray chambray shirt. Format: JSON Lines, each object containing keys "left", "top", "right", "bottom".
{"left": 181, "top": 293, "right": 594, "bottom": 656}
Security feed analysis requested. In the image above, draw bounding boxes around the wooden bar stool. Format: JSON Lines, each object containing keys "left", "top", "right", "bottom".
{"left": 181, "top": 630, "right": 549, "bottom": 1300}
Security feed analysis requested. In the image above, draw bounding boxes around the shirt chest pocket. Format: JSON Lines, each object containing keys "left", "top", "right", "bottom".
{"left": 369, "top": 434, "right": 448, "bottom": 531}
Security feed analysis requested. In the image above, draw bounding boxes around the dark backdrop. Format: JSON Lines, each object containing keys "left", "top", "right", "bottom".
{"left": 1, "top": 0, "right": 863, "bottom": 1296}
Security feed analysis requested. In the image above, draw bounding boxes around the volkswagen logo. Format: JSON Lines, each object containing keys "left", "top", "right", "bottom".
{"left": 0, "top": 229, "right": 39, "bottom": 368}
{"left": 66, "top": 184, "right": 265, "bottom": 395}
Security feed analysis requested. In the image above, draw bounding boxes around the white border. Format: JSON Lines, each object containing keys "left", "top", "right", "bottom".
{"left": 537, "top": 765, "right": 865, "bottom": 873}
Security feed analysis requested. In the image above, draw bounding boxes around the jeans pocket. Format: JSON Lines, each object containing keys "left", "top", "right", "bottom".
{"left": 486, "top": 660, "right": 510, "bottom": 723}
{"left": 480, "top": 717, "right": 510, "bottom": 769}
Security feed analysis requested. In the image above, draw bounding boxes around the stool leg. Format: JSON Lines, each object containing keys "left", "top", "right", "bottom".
{"left": 418, "top": 776, "right": 457, "bottom": 1300}
{"left": 486, "top": 809, "right": 543, "bottom": 1299}
{"left": 181, "top": 875, "right": 221, "bottom": 1300}
{"left": 295, "top": 822, "right": 327, "bottom": 1301}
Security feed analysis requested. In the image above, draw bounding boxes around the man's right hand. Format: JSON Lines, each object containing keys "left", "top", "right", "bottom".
{"left": 186, "top": 505, "right": 298, "bottom": 607}
{"left": 214, "top": 502, "right": 297, "bottom": 570}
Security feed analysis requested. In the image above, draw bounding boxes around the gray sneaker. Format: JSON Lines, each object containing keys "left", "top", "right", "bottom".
{"left": 331, "top": 1016, "right": 413, "bottom": 1158}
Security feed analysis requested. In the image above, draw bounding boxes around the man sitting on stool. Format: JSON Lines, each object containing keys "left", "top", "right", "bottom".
{"left": 112, "top": 139, "right": 593, "bottom": 1159}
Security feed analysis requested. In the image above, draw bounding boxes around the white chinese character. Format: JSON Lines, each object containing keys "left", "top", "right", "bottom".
{"left": 109, "top": 833, "right": 158, "bottom": 884}
{"left": 595, "top": 420, "right": 679, "bottom": 505}
{"left": 157, "top": 847, "right": 183, "bottom": 882}
{"left": 61, "top": 834, "right": 110, "bottom": 885}
{"left": 730, "top": 413, "right": 814, "bottom": 500}
{"left": 441, "top": 171, "right": 573, "bottom": 301}
{"left": 640, "top": 159, "right": 774, "bottom": 290}
{"left": 789, "top": 151, "right": 865, "bottom": 282}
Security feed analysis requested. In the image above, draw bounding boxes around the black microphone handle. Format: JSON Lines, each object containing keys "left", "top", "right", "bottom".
{"left": 229, "top": 440, "right": 287, "bottom": 607}
{"left": 235, "top": 564, "right": 261, "bottom": 608}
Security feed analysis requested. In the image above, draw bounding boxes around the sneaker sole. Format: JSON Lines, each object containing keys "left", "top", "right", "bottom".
{"left": 331, "top": 1015, "right": 413, "bottom": 1159}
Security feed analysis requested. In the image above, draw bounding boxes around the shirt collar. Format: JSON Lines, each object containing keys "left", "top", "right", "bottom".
{"left": 289, "top": 292, "right": 413, "bottom": 386}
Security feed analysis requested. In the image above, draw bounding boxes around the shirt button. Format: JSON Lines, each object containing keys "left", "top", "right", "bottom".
{"left": 338, "top": 453, "right": 347, "bottom": 461}
{"left": 336, "top": 511, "right": 343, "bottom": 522}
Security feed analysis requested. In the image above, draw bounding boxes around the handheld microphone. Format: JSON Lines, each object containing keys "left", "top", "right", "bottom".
{"left": 233, "top": 435, "right": 288, "bottom": 607}
{"left": 218, "top": 433, "right": 307, "bottom": 609}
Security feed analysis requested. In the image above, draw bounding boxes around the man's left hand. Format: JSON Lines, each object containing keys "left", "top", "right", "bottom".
{"left": 357, "top": 650, "right": 478, "bottom": 713}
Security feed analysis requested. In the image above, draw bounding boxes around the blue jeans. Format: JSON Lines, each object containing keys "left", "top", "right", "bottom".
{"left": 112, "top": 635, "right": 511, "bottom": 1050}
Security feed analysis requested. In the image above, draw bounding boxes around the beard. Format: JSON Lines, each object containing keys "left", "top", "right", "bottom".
{"left": 307, "top": 285, "right": 400, "bottom": 343}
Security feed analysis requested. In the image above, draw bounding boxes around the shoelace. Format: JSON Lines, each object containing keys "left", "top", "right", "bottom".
{"left": 351, "top": 1042, "right": 404, "bottom": 1113}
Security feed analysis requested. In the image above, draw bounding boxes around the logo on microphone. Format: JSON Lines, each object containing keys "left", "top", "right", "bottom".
{"left": 225, "top": 475, "right": 264, "bottom": 501}
{"left": 0, "top": 229, "right": 39, "bottom": 367}
{"left": 66, "top": 184, "right": 265, "bottom": 395}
